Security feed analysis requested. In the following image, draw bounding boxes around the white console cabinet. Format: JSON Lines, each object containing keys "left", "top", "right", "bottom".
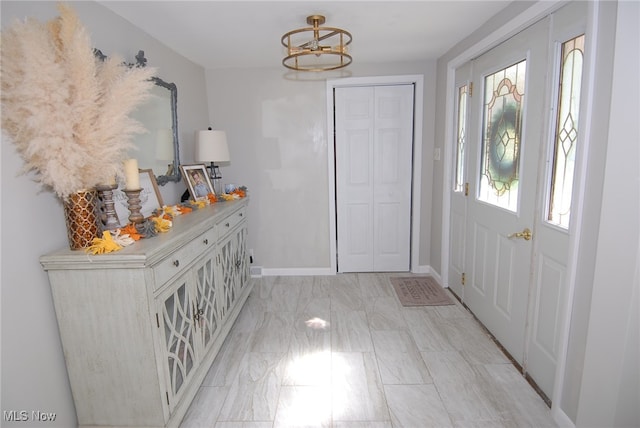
{"left": 41, "top": 199, "right": 251, "bottom": 428}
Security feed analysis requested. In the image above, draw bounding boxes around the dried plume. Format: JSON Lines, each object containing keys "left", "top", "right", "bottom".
{"left": 1, "top": 3, "right": 156, "bottom": 199}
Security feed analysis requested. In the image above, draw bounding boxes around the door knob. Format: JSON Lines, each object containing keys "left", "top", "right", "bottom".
{"left": 508, "top": 228, "right": 532, "bottom": 241}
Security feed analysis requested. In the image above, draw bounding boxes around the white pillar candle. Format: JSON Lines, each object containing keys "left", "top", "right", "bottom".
{"left": 123, "top": 158, "right": 140, "bottom": 190}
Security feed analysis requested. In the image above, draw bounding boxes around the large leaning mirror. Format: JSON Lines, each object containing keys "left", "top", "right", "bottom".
{"left": 95, "top": 49, "right": 181, "bottom": 185}
{"left": 130, "top": 75, "right": 180, "bottom": 185}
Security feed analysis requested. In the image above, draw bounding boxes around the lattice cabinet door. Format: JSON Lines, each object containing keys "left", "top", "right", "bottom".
{"left": 217, "top": 223, "right": 249, "bottom": 321}
{"left": 217, "top": 233, "right": 237, "bottom": 322}
{"left": 157, "top": 275, "right": 198, "bottom": 411}
{"left": 234, "top": 225, "right": 249, "bottom": 292}
{"left": 194, "top": 254, "right": 221, "bottom": 355}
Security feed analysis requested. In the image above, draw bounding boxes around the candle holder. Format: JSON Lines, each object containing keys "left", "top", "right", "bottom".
{"left": 96, "top": 183, "right": 120, "bottom": 231}
{"left": 123, "top": 188, "right": 145, "bottom": 232}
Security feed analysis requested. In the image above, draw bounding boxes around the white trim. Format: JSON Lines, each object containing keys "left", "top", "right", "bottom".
{"left": 326, "top": 75, "right": 424, "bottom": 274}
{"left": 412, "top": 264, "right": 433, "bottom": 275}
{"left": 261, "top": 265, "right": 436, "bottom": 277}
{"left": 427, "top": 266, "right": 443, "bottom": 286}
{"left": 261, "top": 267, "right": 333, "bottom": 276}
{"left": 552, "top": 405, "right": 576, "bottom": 428}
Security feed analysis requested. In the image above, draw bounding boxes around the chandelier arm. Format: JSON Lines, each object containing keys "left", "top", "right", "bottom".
{"left": 297, "top": 30, "right": 342, "bottom": 49}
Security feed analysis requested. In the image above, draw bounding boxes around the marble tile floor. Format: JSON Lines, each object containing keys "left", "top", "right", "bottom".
{"left": 181, "top": 273, "right": 557, "bottom": 428}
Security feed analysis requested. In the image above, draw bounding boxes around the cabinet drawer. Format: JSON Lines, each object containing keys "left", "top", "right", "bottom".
{"left": 153, "top": 228, "right": 216, "bottom": 289}
{"left": 217, "top": 206, "right": 247, "bottom": 239}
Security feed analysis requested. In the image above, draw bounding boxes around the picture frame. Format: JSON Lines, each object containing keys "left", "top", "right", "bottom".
{"left": 180, "top": 164, "right": 215, "bottom": 200}
{"left": 112, "top": 169, "right": 164, "bottom": 227}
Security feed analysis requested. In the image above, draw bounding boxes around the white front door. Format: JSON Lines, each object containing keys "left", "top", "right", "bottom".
{"left": 335, "top": 85, "right": 414, "bottom": 273}
{"left": 454, "top": 1, "right": 588, "bottom": 400}
{"left": 464, "top": 17, "right": 549, "bottom": 364}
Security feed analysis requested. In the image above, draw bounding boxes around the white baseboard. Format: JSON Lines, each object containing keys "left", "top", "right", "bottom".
{"left": 250, "top": 266, "right": 263, "bottom": 277}
{"left": 552, "top": 404, "right": 575, "bottom": 428}
{"left": 411, "top": 264, "right": 432, "bottom": 274}
{"left": 256, "top": 265, "right": 442, "bottom": 279}
{"left": 261, "top": 267, "right": 334, "bottom": 276}
{"left": 412, "top": 264, "right": 443, "bottom": 283}
{"left": 429, "top": 268, "right": 443, "bottom": 286}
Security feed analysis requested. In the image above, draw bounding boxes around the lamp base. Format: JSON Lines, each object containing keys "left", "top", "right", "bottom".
{"left": 206, "top": 162, "right": 222, "bottom": 180}
{"left": 212, "top": 178, "right": 223, "bottom": 196}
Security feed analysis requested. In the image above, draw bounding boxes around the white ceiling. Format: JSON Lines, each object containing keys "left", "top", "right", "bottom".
{"left": 99, "top": 1, "right": 512, "bottom": 70}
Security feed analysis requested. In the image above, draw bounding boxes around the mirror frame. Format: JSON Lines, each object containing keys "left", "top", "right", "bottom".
{"left": 150, "top": 75, "right": 181, "bottom": 185}
{"left": 94, "top": 49, "right": 181, "bottom": 185}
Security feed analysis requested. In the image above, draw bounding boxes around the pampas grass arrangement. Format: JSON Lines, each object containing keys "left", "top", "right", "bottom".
{"left": 1, "top": 2, "right": 156, "bottom": 200}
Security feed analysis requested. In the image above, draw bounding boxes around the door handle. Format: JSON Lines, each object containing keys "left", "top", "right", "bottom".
{"left": 508, "top": 228, "right": 532, "bottom": 241}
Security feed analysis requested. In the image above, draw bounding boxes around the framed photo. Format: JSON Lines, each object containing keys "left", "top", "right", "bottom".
{"left": 180, "top": 164, "right": 214, "bottom": 200}
{"left": 138, "top": 169, "right": 164, "bottom": 217}
{"left": 112, "top": 169, "right": 164, "bottom": 227}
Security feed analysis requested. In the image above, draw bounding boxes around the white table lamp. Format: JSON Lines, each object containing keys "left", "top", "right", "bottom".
{"left": 196, "top": 128, "right": 230, "bottom": 194}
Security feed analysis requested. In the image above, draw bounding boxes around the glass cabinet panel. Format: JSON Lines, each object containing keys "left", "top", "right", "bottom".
{"left": 195, "top": 256, "right": 220, "bottom": 353}
{"left": 159, "top": 279, "right": 196, "bottom": 404}
{"left": 218, "top": 236, "right": 236, "bottom": 320}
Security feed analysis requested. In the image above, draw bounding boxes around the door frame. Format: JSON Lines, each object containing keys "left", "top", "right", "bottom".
{"left": 440, "top": 1, "right": 605, "bottom": 425}
{"left": 327, "top": 75, "right": 424, "bottom": 274}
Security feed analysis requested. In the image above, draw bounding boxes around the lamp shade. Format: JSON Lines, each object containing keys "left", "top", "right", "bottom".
{"left": 196, "top": 130, "right": 230, "bottom": 162}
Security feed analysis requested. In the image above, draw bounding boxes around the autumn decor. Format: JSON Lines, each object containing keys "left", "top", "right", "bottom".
{"left": 63, "top": 189, "right": 101, "bottom": 249}
{"left": 0, "top": 3, "right": 155, "bottom": 249}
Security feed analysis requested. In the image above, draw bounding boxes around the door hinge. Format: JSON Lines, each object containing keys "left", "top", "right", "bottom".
{"left": 461, "top": 272, "right": 466, "bottom": 286}
{"left": 469, "top": 82, "right": 473, "bottom": 97}
{"left": 156, "top": 313, "right": 160, "bottom": 328}
{"left": 465, "top": 182, "right": 469, "bottom": 197}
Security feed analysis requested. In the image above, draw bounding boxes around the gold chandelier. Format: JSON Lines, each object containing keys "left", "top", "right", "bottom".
{"left": 281, "top": 15, "right": 352, "bottom": 72}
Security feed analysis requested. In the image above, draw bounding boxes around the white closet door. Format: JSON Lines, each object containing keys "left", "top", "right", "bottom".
{"left": 335, "top": 85, "right": 414, "bottom": 273}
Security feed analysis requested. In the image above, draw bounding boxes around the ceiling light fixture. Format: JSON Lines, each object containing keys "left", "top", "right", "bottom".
{"left": 281, "top": 15, "right": 352, "bottom": 72}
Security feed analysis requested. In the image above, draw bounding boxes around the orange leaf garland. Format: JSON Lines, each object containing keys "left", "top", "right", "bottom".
{"left": 121, "top": 223, "right": 142, "bottom": 241}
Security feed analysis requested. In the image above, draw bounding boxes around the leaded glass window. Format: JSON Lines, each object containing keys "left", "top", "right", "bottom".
{"left": 478, "top": 60, "right": 526, "bottom": 212}
{"left": 454, "top": 84, "right": 468, "bottom": 192}
{"left": 547, "top": 35, "right": 584, "bottom": 228}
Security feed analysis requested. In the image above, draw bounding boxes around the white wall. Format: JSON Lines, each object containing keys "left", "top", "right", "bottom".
{"left": 575, "top": 1, "right": 639, "bottom": 425}
{"left": 0, "top": 2, "right": 209, "bottom": 426}
{"left": 204, "top": 61, "right": 436, "bottom": 272}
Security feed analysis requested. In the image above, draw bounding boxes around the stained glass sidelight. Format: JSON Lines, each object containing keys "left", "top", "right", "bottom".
{"left": 454, "top": 84, "right": 468, "bottom": 193}
{"left": 547, "top": 35, "right": 584, "bottom": 228}
{"left": 478, "top": 60, "right": 526, "bottom": 212}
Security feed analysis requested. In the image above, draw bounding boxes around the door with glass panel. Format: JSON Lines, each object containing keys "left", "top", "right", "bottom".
{"left": 463, "top": 17, "right": 549, "bottom": 365}
{"left": 458, "top": 1, "right": 587, "bottom": 400}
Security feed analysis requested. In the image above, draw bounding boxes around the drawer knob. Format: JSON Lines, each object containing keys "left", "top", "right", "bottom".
{"left": 239, "top": 213, "right": 243, "bottom": 217}
{"left": 173, "top": 260, "right": 180, "bottom": 267}
{"left": 203, "top": 238, "right": 209, "bottom": 245}
{"left": 225, "top": 222, "right": 230, "bottom": 227}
